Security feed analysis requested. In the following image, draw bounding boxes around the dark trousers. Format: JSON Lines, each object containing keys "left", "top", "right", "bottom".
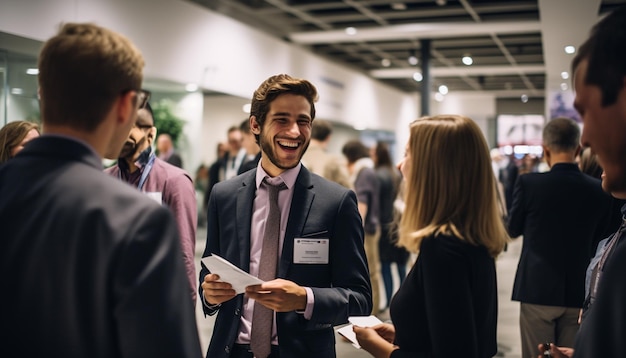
{"left": 230, "top": 344, "right": 280, "bottom": 358}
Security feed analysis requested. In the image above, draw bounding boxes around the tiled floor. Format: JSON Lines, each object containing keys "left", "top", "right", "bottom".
{"left": 194, "top": 226, "right": 523, "bottom": 357}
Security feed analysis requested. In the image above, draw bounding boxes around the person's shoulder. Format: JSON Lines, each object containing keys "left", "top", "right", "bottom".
{"left": 154, "top": 157, "right": 193, "bottom": 181}
{"left": 310, "top": 171, "right": 350, "bottom": 192}
{"left": 421, "top": 233, "right": 487, "bottom": 258}
{"left": 213, "top": 170, "right": 252, "bottom": 192}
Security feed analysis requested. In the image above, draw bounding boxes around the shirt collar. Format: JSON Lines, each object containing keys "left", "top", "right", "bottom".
{"left": 255, "top": 162, "right": 301, "bottom": 190}
{"left": 118, "top": 146, "right": 153, "bottom": 171}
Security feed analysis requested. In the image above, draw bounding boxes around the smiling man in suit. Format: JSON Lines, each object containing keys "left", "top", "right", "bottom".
{"left": 199, "top": 74, "right": 372, "bottom": 358}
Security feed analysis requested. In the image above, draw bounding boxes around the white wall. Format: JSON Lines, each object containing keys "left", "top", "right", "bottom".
{"left": 0, "top": 0, "right": 419, "bottom": 130}
{"left": 201, "top": 95, "right": 249, "bottom": 166}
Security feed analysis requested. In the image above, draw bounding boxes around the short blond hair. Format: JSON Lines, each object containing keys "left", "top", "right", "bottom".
{"left": 38, "top": 22, "right": 144, "bottom": 131}
{"left": 399, "top": 115, "right": 509, "bottom": 257}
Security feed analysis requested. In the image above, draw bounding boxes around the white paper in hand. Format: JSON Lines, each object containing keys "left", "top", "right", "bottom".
{"left": 201, "top": 254, "right": 264, "bottom": 294}
{"left": 336, "top": 315, "right": 383, "bottom": 349}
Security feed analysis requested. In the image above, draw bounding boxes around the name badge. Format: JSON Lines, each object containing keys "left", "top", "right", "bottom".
{"left": 294, "top": 238, "right": 329, "bottom": 264}
{"left": 145, "top": 191, "right": 163, "bottom": 205}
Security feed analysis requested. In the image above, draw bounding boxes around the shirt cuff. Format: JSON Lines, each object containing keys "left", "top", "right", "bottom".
{"left": 201, "top": 291, "right": 221, "bottom": 310}
{"left": 296, "top": 287, "right": 314, "bottom": 320}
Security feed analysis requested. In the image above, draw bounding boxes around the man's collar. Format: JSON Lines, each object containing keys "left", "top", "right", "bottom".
{"left": 119, "top": 146, "right": 152, "bottom": 171}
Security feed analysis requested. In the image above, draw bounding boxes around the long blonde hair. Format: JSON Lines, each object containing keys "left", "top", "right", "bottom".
{"left": 398, "top": 115, "right": 509, "bottom": 257}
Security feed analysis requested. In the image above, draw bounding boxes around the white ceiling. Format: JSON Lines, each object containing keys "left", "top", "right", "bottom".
{"left": 189, "top": 0, "right": 624, "bottom": 98}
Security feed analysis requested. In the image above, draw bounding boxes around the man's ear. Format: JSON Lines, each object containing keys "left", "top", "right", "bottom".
{"left": 117, "top": 91, "right": 136, "bottom": 126}
{"left": 148, "top": 126, "right": 157, "bottom": 142}
{"left": 542, "top": 145, "right": 551, "bottom": 166}
{"left": 250, "top": 116, "right": 261, "bottom": 135}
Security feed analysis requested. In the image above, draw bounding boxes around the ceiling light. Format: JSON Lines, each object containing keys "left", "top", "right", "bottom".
{"left": 564, "top": 45, "right": 575, "bottom": 54}
{"left": 435, "top": 92, "right": 444, "bottom": 102}
{"left": 11, "top": 88, "right": 23, "bottom": 95}
{"left": 560, "top": 71, "right": 569, "bottom": 80}
{"left": 462, "top": 55, "right": 473, "bottom": 66}
{"left": 560, "top": 83, "right": 569, "bottom": 91}
{"left": 408, "top": 50, "right": 418, "bottom": 66}
{"left": 521, "top": 94, "right": 529, "bottom": 103}
{"left": 345, "top": 27, "right": 357, "bottom": 35}
{"left": 242, "top": 103, "right": 251, "bottom": 113}
{"left": 391, "top": 3, "right": 407, "bottom": 10}
{"left": 412, "top": 72, "right": 423, "bottom": 82}
{"left": 185, "top": 83, "right": 198, "bottom": 92}
{"left": 438, "top": 85, "right": 448, "bottom": 95}
{"left": 435, "top": 0, "right": 447, "bottom": 6}
{"left": 381, "top": 58, "right": 391, "bottom": 67}
{"left": 26, "top": 68, "right": 39, "bottom": 75}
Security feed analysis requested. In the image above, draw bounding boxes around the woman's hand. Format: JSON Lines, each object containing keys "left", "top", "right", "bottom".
{"left": 353, "top": 323, "right": 397, "bottom": 358}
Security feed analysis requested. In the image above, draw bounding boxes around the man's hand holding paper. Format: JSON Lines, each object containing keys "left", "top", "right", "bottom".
{"left": 201, "top": 254, "right": 265, "bottom": 305}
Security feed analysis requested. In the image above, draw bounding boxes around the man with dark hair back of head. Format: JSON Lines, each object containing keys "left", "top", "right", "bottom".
{"left": 0, "top": 23, "right": 201, "bottom": 357}
{"left": 342, "top": 139, "right": 382, "bottom": 316}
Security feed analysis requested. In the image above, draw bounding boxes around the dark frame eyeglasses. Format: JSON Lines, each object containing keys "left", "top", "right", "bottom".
{"left": 136, "top": 89, "right": 151, "bottom": 109}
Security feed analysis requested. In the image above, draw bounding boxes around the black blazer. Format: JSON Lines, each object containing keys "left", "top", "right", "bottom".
{"left": 507, "top": 163, "right": 612, "bottom": 307}
{"left": 0, "top": 136, "right": 201, "bottom": 357}
{"left": 199, "top": 166, "right": 372, "bottom": 358}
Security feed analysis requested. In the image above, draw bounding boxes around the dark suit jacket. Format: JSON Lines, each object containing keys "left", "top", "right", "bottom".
{"left": 238, "top": 152, "right": 261, "bottom": 175}
{"left": 574, "top": 230, "right": 626, "bottom": 357}
{"left": 0, "top": 136, "right": 201, "bottom": 357}
{"left": 199, "top": 166, "right": 372, "bottom": 358}
{"left": 507, "top": 163, "right": 612, "bottom": 308}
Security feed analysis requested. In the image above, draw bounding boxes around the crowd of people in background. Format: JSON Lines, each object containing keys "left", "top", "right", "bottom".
{"left": 1, "top": 5, "right": 626, "bottom": 357}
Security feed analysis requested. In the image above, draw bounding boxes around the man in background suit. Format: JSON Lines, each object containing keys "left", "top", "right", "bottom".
{"left": 199, "top": 74, "right": 372, "bottom": 358}
{"left": 0, "top": 23, "right": 201, "bottom": 357}
{"left": 301, "top": 119, "right": 350, "bottom": 188}
{"left": 237, "top": 118, "right": 261, "bottom": 175}
{"left": 157, "top": 132, "right": 183, "bottom": 168}
{"left": 507, "top": 117, "right": 611, "bottom": 358}
{"left": 105, "top": 103, "right": 198, "bottom": 304}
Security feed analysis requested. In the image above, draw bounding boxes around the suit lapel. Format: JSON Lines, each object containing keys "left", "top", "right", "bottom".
{"left": 279, "top": 167, "right": 315, "bottom": 277}
{"left": 237, "top": 173, "right": 256, "bottom": 271}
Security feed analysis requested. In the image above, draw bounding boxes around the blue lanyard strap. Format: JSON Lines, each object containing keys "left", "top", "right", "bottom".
{"left": 137, "top": 153, "right": 156, "bottom": 191}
